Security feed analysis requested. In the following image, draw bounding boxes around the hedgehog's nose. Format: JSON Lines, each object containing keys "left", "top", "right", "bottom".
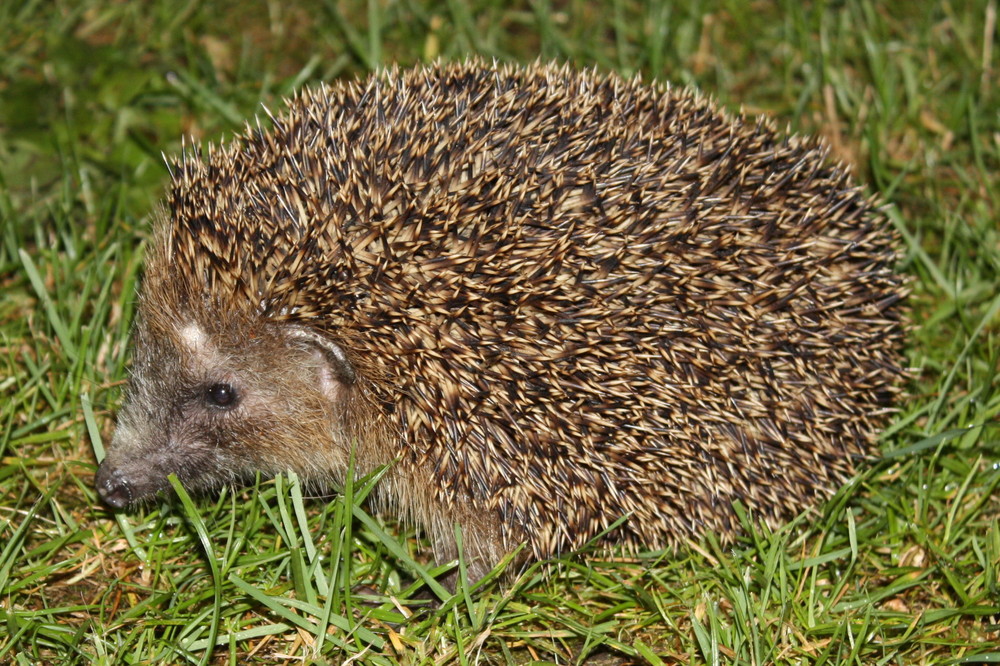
{"left": 95, "top": 463, "right": 133, "bottom": 509}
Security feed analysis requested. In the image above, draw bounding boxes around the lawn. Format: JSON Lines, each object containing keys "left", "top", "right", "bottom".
{"left": 1, "top": 0, "right": 998, "bottom": 663}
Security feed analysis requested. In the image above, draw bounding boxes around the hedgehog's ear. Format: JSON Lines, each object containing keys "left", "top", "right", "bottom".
{"left": 286, "top": 327, "right": 357, "bottom": 399}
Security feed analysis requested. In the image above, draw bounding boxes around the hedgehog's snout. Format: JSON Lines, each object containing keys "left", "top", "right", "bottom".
{"left": 95, "top": 462, "right": 134, "bottom": 509}
{"left": 96, "top": 414, "right": 178, "bottom": 509}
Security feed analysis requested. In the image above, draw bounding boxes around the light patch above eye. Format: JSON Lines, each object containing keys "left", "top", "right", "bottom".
{"left": 178, "top": 322, "right": 208, "bottom": 351}
{"left": 176, "top": 321, "right": 223, "bottom": 372}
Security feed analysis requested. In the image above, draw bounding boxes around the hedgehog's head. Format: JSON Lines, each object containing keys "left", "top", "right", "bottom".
{"left": 95, "top": 304, "right": 359, "bottom": 509}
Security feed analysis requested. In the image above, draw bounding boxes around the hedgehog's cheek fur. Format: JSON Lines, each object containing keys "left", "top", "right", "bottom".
{"left": 99, "top": 388, "right": 349, "bottom": 507}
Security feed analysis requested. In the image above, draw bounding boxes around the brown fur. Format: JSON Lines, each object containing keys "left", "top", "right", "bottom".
{"left": 96, "top": 61, "right": 907, "bottom": 582}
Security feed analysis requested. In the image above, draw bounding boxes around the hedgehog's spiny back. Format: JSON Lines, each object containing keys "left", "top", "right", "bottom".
{"left": 157, "top": 61, "right": 905, "bottom": 558}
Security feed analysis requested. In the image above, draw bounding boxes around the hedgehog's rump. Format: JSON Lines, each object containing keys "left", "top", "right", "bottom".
{"left": 136, "top": 61, "right": 906, "bottom": 565}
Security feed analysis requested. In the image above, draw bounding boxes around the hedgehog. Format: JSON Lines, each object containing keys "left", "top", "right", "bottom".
{"left": 95, "top": 60, "right": 907, "bottom": 584}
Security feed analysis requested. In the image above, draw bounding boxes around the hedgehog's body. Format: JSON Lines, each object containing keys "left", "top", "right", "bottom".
{"left": 97, "top": 61, "right": 906, "bottom": 581}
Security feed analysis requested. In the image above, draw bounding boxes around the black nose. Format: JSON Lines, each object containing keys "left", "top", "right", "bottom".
{"left": 95, "top": 463, "right": 133, "bottom": 509}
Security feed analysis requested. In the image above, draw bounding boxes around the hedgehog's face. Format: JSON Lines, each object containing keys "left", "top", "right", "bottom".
{"left": 95, "top": 316, "right": 357, "bottom": 509}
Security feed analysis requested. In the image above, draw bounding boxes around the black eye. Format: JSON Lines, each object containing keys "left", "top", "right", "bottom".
{"left": 206, "top": 383, "right": 238, "bottom": 408}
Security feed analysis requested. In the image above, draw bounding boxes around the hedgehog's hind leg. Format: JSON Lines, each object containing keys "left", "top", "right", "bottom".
{"left": 426, "top": 503, "right": 514, "bottom": 590}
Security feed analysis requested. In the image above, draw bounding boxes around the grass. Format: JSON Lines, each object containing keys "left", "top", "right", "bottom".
{"left": 1, "top": 0, "right": 998, "bottom": 663}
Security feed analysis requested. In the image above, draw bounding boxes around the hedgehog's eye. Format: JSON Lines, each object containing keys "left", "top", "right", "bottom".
{"left": 206, "top": 383, "right": 238, "bottom": 409}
